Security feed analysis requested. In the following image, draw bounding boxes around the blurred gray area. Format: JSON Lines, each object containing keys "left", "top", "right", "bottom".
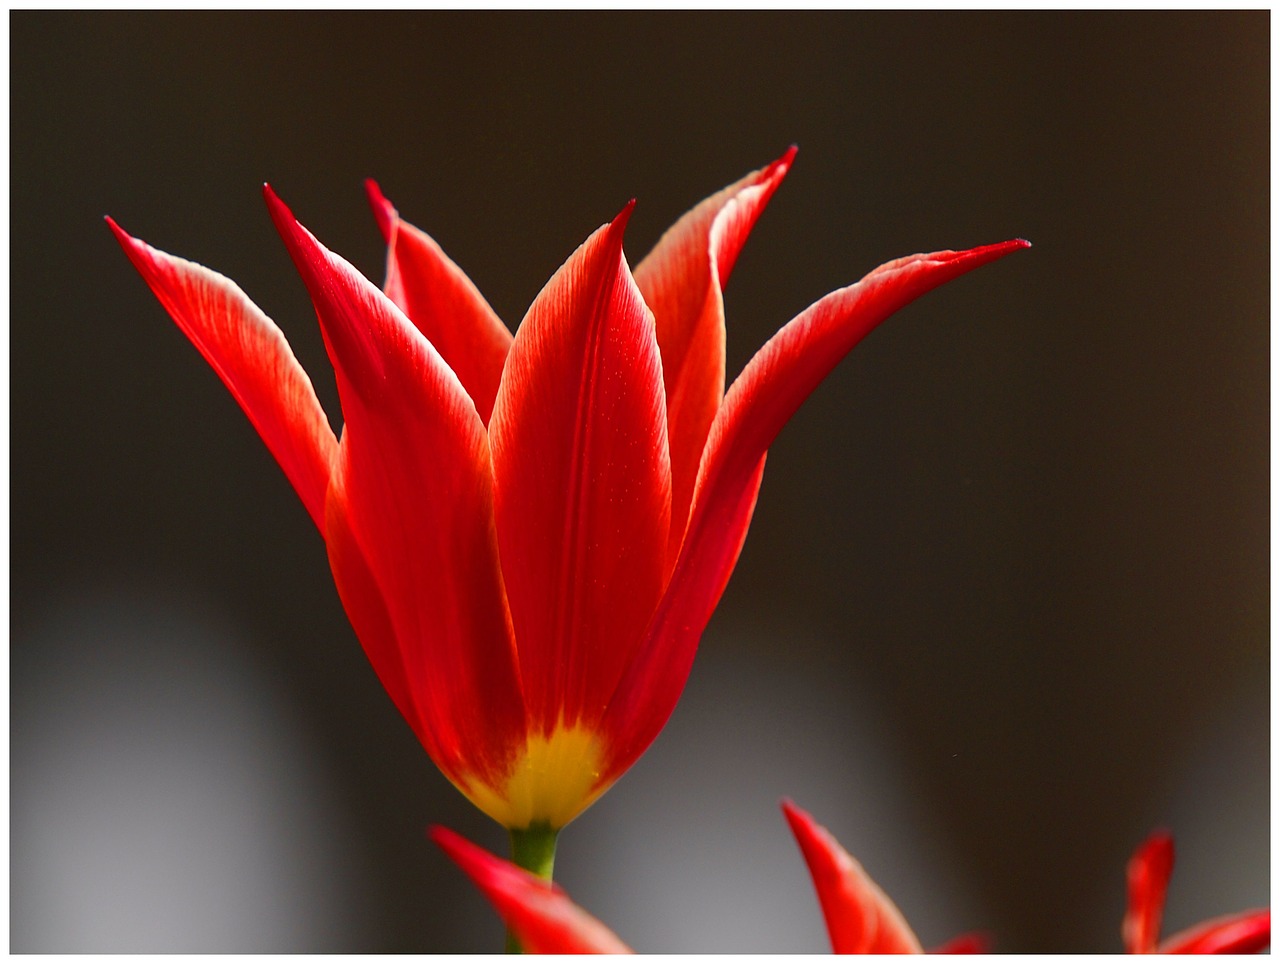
{"left": 11, "top": 11, "right": 1268, "bottom": 952}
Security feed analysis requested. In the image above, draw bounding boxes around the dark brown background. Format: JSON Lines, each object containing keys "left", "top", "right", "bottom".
{"left": 11, "top": 11, "right": 1268, "bottom": 952}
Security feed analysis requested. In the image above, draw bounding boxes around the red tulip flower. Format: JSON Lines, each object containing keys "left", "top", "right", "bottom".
{"left": 110, "top": 152, "right": 1026, "bottom": 834}
{"left": 1123, "top": 830, "right": 1269, "bottom": 954}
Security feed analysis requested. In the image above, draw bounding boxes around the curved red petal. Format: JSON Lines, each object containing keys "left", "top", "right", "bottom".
{"left": 365, "top": 180, "right": 513, "bottom": 424}
{"left": 107, "top": 217, "right": 338, "bottom": 531}
{"left": 1125, "top": 830, "right": 1175, "bottom": 954}
{"left": 323, "top": 447, "right": 440, "bottom": 760}
{"left": 1159, "top": 909, "right": 1270, "bottom": 954}
{"left": 782, "top": 800, "right": 924, "bottom": 954}
{"left": 430, "top": 826, "right": 633, "bottom": 953}
{"left": 634, "top": 148, "right": 795, "bottom": 554}
{"left": 602, "top": 239, "right": 1029, "bottom": 780}
{"left": 264, "top": 186, "right": 525, "bottom": 792}
{"left": 489, "top": 203, "right": 672, "bottom": 734}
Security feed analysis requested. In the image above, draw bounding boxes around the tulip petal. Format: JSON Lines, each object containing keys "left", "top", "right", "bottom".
{"left": 602, "top": 240, "right": 1029, "bottom": 778}
{"left": 1158, "top": 909, "right": 1270, "bottom": 954}
{"left": 430, "top": 826, "right": 633, "bottom": 953}
{"left": 782, "top": 800, "right": 924, "bottom": 954}
{"left": 489, "top": 203, "right": 672, "bottom": 733}
{"left": 365, "top": 181, "right": 513, "bottom": 424}
{"left": 322, "top": 452, "right": 438, "bottom": 760}
{"left": 1125, "top": 831, "right": 1174, "bottom": 954}
{"left": 107, "top": 217, "right": 338, "bottom": 531}
{"left": 264, "top": 186, "right": 525, "bottom": 791}
{"left": 634, "top": 148, "right": 795, "bottom": 553}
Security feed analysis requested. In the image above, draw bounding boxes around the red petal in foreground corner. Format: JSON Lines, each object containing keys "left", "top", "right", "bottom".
{"left": 433, "top": 804, "right": 984, "bottom": 953}
{"left": 1124, "top": 830, "right": 1270, "bottom": 954}
{"left": 430, "top": 826, "right": 633, "bottom": 954}
{"left": 783, "top": 800, "right": 924, "bottom": 953}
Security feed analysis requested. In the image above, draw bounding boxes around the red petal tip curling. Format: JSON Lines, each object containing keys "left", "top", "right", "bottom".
{"left": 616, "top": 196, "right": 638, "bottom": 230}
{"left": 430, "top": 826, "right": 633, "bottom": 953}
{"left": 782, "top": 800, "right": 925, "bottom": 954}
{"left": 774, "top": 143, "right": 799, "bottom": 174}
{"left": 363, "top": 178, "right": 396, "bottom": 242}
{"left": 107, "top": 211, "right": 339, "bottom": 532}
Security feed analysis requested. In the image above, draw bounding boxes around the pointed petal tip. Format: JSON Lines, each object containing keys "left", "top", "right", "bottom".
{"left": 104, "top": 214, "right": 129, "bottom": 244}
{"left": 927, "top": 236, "right": 1030, "bottom": 272}
{"left": 261, "top": 185, "right": 311, "bottom": 254}
{"left": 427, "top": 824, "right": 462, "bottom": 854}
{"left": 781, "top": 799, "right": 819, "bottom": 840}
{"left": 598, "top": 198, "right": 638, "bottom": 252}
{"left": 429, "top": 824, "right": 492, "bottom": 875}
{"left": 261, "top": 181, "right": 283, "bottom": 209}
{"left": 613, "top": 196, "right": 638, "bottom": 229}
{"left": 1139, "top": 828, "right": 1175, "bottom": 861}
{"left": 973, "top": 237, "right": 1032, "bottom": 258}
{"left": 771, "top": 144, "right": 799, "bottom": 176}
{"left": 104, "top": 215, "right": 151, "bottom": 265}
{"left": 261, "top": 183, "right": 294, "bottom": 232}
{"left": 363, "top": 178, "right": 396, "bottom": 241}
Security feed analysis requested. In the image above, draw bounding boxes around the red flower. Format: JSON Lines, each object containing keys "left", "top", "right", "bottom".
{"left": 109, "top": 152, "right": 1026, "bottom": 830}
{"left": 783, "top": 800, "right": 986, "bottom": 953}
{"left": 431, "top": 800, "right": 984, "bottom": 952}
{"left": 435, "top": 811, "right": 1272, "bottom": 954}
{"left": 1123, "top": 830, "right": 1269, "bottom": 954}
{"left": 431, "top": 825, "right": 632, "bottom": 954}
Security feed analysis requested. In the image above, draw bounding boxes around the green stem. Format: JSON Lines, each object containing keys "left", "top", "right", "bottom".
{"left": 505, "top": 822, "right": 559, "bottom": 953}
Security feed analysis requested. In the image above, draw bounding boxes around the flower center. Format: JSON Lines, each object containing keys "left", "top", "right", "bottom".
{"left": 463, "top": 723, "right": 609, "bottom": 830}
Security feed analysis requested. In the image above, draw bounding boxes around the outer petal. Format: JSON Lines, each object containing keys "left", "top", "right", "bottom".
{"left": 365, "top": 180, "right": 512, "bottom": 424}
{"left": 107, "top": 217, "right": 338, "bottom": 530}
{"left": 323, "top": 451, "right": 438, "bottom": 762}
{"left": 782, "top": 800, "right": 924, "bottom": 954}
{"left": 601, "top": 239, "right": 1030, "bottom": 779}
{"left": 634, "top": 148, "right": 795, "bottom": 554}
{"left": 1158, "top": 909, "right": 1270, "bottom": 954}
{"left": 1125, "top": 831, "right": 1174, "bottom": 954}
{"left": 264, "top": 186, "right": 526, "bottom": 797}
{"left": 489, "top": 203, "right": 672, "bottom": 735}
{"left": 430, "top": 826, "right": 633, "bottom": 954}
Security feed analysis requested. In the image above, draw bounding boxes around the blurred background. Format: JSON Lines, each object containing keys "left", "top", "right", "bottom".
{"left": 10, "top": 11, "right": 1268, "bottom": 953}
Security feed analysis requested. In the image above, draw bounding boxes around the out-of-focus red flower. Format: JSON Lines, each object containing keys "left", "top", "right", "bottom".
{"left": 433, "top": 801, "right": 985, "bottom": 953}
{"left": 431, "top": 825, "right": 632, "bottom": 954}
{"left": 109, "top": 153, "right": 1026, "bottom": 830}
{"left": 783, "top": 800, "right": 987, "bottom": 953}
{"left": 1123, "top": 830, "right": 1269, "bottom": 954}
